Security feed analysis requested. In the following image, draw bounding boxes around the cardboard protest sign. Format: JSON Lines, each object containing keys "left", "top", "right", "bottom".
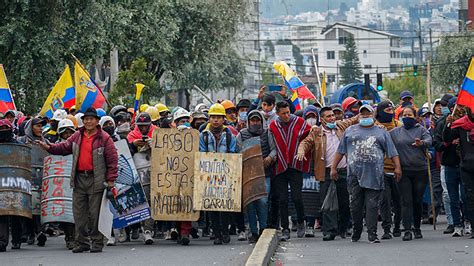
{"left": 108, "top": 140, "right": 151, "bottom": 229}
{"left": 151, "top": 128, "right": 199, "bottom": 221}
{"left": 41, "top": 155, "right": 74, "bottom": 224}
{"left": 193, "top": 152, "right": 242, "bottom": 212}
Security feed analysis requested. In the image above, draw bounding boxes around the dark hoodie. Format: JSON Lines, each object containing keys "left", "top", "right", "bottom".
{"left": 18, "top": 118, "right": 49, "bottom": 144}
{"left": 236, "top": 110, "right": 277, "bottom": 176}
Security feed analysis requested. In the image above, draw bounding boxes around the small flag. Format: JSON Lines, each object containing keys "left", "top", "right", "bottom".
{"left": 134, "top": 83, "right": 145, "bottom": 113}
{"left": 273, "top": 61, "right": 316, "bottom": 100}
{"left": 0, "top": 64, "right": 16, "bottom": 113}
{"left": 40, "top": 65, "right": 75, "bottom": 118}
{"left": 74, "top": 60, "right": 106, "bottom": 112}
{"left": 291, "top": 91, "right": 301, "bottom": 111}
{"left": 321, "top": 71, "right": 327, "bottom": 105}
{"left": 458, "top": 57, "right": 474, "bottom": 112}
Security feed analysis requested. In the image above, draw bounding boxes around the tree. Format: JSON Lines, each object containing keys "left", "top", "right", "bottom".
{"left": 432, "top": 34, "right": 474, "bottom": 93}
{"left": 339, "top": 36, "right": 363, "bottom": 85}
{"left": 383, "top": 69, "right": 426, "bottom": 107}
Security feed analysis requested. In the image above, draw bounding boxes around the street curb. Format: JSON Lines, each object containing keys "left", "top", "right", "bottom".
{"left": 245, "top": 229, "right": 279, "bottom": 266}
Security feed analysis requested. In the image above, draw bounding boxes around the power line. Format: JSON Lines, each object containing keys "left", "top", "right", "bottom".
{"left": 237, "top": 34, "right": 474, "bottom": 42}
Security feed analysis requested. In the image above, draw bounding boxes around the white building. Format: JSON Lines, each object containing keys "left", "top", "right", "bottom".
{"left": 274, "top": 44, "right": 294, "bottom": 65}
{"left": 317, "top": 23, "right": 403, "bottom": 93}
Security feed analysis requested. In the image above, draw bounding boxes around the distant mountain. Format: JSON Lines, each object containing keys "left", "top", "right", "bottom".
{"left": 260, "top": 0, "right": 447, "bottom": 19}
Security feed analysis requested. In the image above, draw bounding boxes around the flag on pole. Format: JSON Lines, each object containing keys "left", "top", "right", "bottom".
{"left": 40, "top": 65, "right": 75, "bottom": 118}
{"left": 0, "top": 64, "right": 16, "bottom": 113}
{"left": 458, "top": 57, "right": 474, "bottom": 112}
{"left": 321, "top": 71, "right": 327, "bottom": 105}
{"left": 134, "top": 83, "right": 145, "bottom": 113}
{"left": 273, "top": 61, "right": 316, "bottom": 100}
{"left": 74, "top": 60, "right": 106, "bottom": 112}
{"left": 291, "top": 91, "right": 301, "bottom": 111}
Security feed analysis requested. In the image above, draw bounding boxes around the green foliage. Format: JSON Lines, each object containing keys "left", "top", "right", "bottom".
{"left": 339, "top": 36, "right": 363, "bottom": 85}
{"left": 383, "top": 70, "right": 427, "bottom": 107}
{"left": 109, "top": 58, "right": 159, "bottom": 106}
{"left": 432, "top": 33, "right": 474, "bottom": 91}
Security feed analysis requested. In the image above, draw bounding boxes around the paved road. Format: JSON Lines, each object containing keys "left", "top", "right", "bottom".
{"left": 3, "top": 235, "right": 253, "bottom": 266}
{"left": 273, "top": 219, "right": 474, "bottom": 265}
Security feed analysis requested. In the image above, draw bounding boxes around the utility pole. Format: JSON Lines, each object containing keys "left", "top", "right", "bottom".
{"left": 418, "top": 19, "right": 423, "bottom": 63}
{"left": 411, "top": 39, "right": 415, "bottom": 66}
{"left": 311, "top": 48, "right": 324, "bottom": 106}
{"left": 429, "top": 28, "right": 433, "bottom": 60}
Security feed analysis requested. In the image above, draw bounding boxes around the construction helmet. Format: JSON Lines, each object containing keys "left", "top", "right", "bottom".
{"left": 155, "top": 103, "right": 170, "bottom": 114}
{"left": 75, "top": 113, "right": 84, "bottom": 128}
{"left": 110, "top": 105, "right": 127, "bottom": 117}
{"left": 144, "top": 106, "right": 160, "bottom": 122}
{"left": 96, "top": 108, "right": 106, "bottom": 118}
{"left": 52, "top": 109, "right": 68, "bottom": 121}
{"left": 195, "top": 103, "right": 209, "bottom": 113}
{"left": 140, "top": 104, "right": 150, "bottom": 113}
{"left": 220, "top": 100, "right": 236, "bottom": 111}
{"left": 135, "top": 113, "right": 152, "bottom": 126}
{"left": 173, "top": 108, "right": 191, "bottom": 122}
{"left": 208, "top": 103, "right": 226, "bottom": 116}
{"left": 58, "top": 119, "right": 76, "bottom": 134}
{"left": 66, "top": 114, "right": 78, "bottom": 128}
{"left": 341, "top": 97, "right": 360, "bottom": 112}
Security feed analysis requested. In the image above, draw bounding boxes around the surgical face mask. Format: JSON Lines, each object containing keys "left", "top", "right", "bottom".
{"left": 177, "top": 124, "right": 190, "bottom": 130}
{"left": 116, "top": 122, "right": 130, "bottom": 133}
{"left": 441, "top": 106, "right": 450, "bottom": 116}
{"left": 402, "top": 117, "right": 417, "bottom": 130}
{"left": 239, "top": 112, "right": 248, "bottom": 121}
{"left": 183, "top": 122, "right": 191, "bottom": 128}
{"left": 264, "top": 110, "right": 275, "bottom": 117}
{"left": 326, "top": 122, "right": 336, "bottom": 129}
{"left": 359, "top": 117, "right": 374, "bottom": 127}
{"left": 306, "top": 117, "right": 317, "bottom": 126}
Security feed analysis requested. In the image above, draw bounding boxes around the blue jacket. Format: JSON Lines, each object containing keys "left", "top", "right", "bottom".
{"left": 199, "top": 125, "right": 237, "bottom": 153}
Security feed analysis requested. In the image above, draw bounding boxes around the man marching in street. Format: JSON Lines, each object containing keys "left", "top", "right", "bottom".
{"left": 36, "top": 107, "right": 118, "bottom": 253}
{"left": 199, "top": 103, "right": 237, "bottom": 245}
{"left": 269, "top": 101, "right": 311, "bottom": 241}
{"left": 332, "top": 104, "right": 401, "bottom": 243}
{"left": 297, "top": 106, "right": 358, "bottom": 241}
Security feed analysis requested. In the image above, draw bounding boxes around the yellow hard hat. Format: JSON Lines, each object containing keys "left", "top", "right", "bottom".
{"left": 208, "top": 103, "right": 226, "bottom": 116}
{"left": 144, "top": 106, "right": 160, "bottom": 121}
{"left": 140, "top": 104, "right": 150, "bottom": 113}
{"left": 155, "top": 103, "right": 169, "bottom": 113}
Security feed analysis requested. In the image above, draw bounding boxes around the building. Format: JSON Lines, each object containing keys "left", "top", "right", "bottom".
{"left": 317, "top": 23, "right": 403, "bottom": 93}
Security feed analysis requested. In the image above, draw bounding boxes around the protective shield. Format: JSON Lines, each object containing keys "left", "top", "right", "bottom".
{"left": 133, "top": 151, "right": 151, "bottom": 197}
{"left": 41, "top": 155, "right": 74, "bottom": 224}
{"left": 0, "top": 143, "right": 33, "bottom": 218}
{"left": 31, "top": 145, "right": 49, "bottom": 215}
{"left": 241, "top": 137, "right": 267, "bottom": 208}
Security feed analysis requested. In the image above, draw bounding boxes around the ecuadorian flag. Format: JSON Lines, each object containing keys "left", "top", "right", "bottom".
{"left": 291, "top": 91, "right": 301, "bottom": 111}
{"left": 74, "top": 60, "right": 105, "bottom": 112}
{"left": 459, "top": 58, "right": 474, "bottom": 111}
{"left": 0, "top": 64, "right": 16, "bottom": 113}
{"left": 40, "top": 65, "right": 75, "bottom": 118}
{"left": 273, "top": 61, "right": 316, "bottom": 100}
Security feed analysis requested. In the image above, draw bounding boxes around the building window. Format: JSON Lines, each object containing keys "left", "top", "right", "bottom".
{"left": 363, "top": 50, "right": 367, "bottom": 58}
{"left": 338, "top": 36, "right": 348, "bottom": 45}
{"left": 327, "top": 51, "right": 335, "bottom": 60}
{"left": 364, "top": 65, "right": 372, "bottom": 69}
{"left": 390, "top": 51, "right": 400, "bottom": 58}
{"left": 390, "top": 38, "right": 400, "bottom": 48}
{"left": 327, "top": 74, "right": 336, "bottom": 83}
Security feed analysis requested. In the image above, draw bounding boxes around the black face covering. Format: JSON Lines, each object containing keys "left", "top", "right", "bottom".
{"left": 0, "top": 129, "right": 13, "bottom": 143}
{"left": 103, "top": 126, "right": 115, "bottom": 137}
{"left": 193, "top": 122, "right": 205, "bottom": 130}
{"left": 248, "top": 124, "right": 263, "bottom": 135}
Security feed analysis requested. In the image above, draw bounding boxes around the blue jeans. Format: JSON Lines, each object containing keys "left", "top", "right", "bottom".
{"left": 445, "top": 166, "right": 467, "bottom": 227}
{"left": 247, "top": 177, "right": 270, "bottom": 234}
{"left": 440, "top": 166, "right": 453, "bottom": 225}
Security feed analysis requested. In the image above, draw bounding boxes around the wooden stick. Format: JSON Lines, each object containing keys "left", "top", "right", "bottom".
{"left": 426, "top": 151, "right": 436, "bottom": 230}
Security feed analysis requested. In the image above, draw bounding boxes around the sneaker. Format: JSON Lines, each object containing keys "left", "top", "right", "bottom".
{"left": 144, "top": 230, "right": 154, "bottom": 245}
{"left": 190, "top": 228, "right": 200, "bottom": 239}
{"left": 368, "top": 234, "right": 380, "bottom": 243}
{"left": 444, "top": 225, "right": 455, "bottom": 234}
{"left": 381, "top": 232, "right": 392, "bottom": 240}
{"left": 322, "top": 233, "right": 336, "bottom": 241}
{"left": 213, "top": 234, "right": 223, "bottom": 245}
{"left": 223, "top": 233, "right": 231, "bottom": 244}
{"left": 465, "top": 222, "right": 472, "bottom": 235}
{"left": 392, "top": 227, "right": 401, "bottom": 237}
{"left": 170, "top": 228, "right": 179, "bottom": 240}
{"left": 106, "top": 236, "right": 116, "bottom": 246}
{"left": 281, "top": 229, "right": 291, "bottom": 241}
{"left": 413, "top": 229, "right": 423, "bottom": 239}
{"left": 304, "top": 227, "right": 315, "bottom": 238}
{"left": 11, "top": 242, "right": 21, "bottom": 250}
{"left": 118, "top": 229, "right": 128, "bottom": 243}
{"left": 248, "top": 233, "right": 259, "bottom": 244}
{"left": 37, "top": 232, "right": 47, "bottom": 247}
{"left": 26, "top": 234, "right": 35, "bottom": 245}
{"left": 131, "top": 228, "right": 140, "bottom": 240}
{"left": 72, "top": 245, "right": 90, "bottom": 253}
{"left": 90, "top": 247, "right": 102, "bottom": 253}
{"left": 402, "top": 231, "right": 413, "bottom": 241}
{"left": 237, "top": 231, "right": 247, "bottom": 241}
{"left": 452, "top": 226, "right": 464, "bottom": 237}
{"left": 296, "top": 223, "right": 305, "bottom": 238}
{"left": 351, "top": 230, "right": 361, "bottom": 242}
{"left": 180, "top": 235, "right": 190, "bottom": 246}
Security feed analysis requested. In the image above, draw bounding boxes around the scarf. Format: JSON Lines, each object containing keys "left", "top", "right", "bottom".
{"left": 269, "top": 115, "right": 311, "bottom": 175}
{"left": 451, "top": 116, "right": 474, "bottom": 142}
{"left": 127, "top": 124, "right": 157, "bottom": 143}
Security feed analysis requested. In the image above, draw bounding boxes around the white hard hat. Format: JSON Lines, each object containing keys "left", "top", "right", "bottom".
{"left": 75, "top": 113, "right": 84, "bottom": 128}
{"left": 52, "top": 109, "right": 68, "bottom": 121}
{"left": 58, "top": 119, "right": 76, "bottom": 134}
{"left": 173, "top": 108, "right": 191, "bottom": 122}
{"left": 194, "top": 103, "right": 209, "bottom": 113}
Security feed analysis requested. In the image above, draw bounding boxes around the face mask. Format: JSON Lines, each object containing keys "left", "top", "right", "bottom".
{"left": 239, "top": 112, "right": 248, "bottom": 121}
{"left": 326, "top": 122, "right": 336, "bottom": 129}
{"left": 359, "top": 117, "right": 374, "bottom": 127}
{"left": 0, "top": 130, "right": 13, "bottom": 142}
{"left": 248, "top": 124, "right": 263, "bottom": 135}
{"left": 306, "top": 118, "right": 317, "bottom": 126}
{"left": 116, "top": 122, "right": 130, "bottom": 133}
{"left": 194, "top": 122, "right": 205, "bottom": 130}
{"left": 264, "top": 110, "right": 274, "bottom": 117}
{"left": 103, "top": 126, "right": 115, "bottom": 137}
{"left": 378, "top": 112, "right": 394, "bottom": 123}
{"left": 177, "top": 124, "right": 189, "bottom": 130}
{"left": 402, "top": 117, "right": 417, "bottom": 130}
{"left": 441, "top": 106, "right": 450, "bottom": 116}
{"left": 184, "top": 122, "right": 191, "bottom": 128}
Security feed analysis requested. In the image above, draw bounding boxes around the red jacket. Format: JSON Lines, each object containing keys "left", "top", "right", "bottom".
{"left": 48, "top": 126, "right": 118, "bottom": 192}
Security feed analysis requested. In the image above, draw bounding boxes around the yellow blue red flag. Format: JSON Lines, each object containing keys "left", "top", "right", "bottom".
{"left": 40, "top": 65, "right": 75, "bottom": 118}
{"left": 0, "top": 64, "right": 16, "bottom": 113}
{"left": 291, "top": 91, "right": 301, "bottom": 111}
{"left": 74, "top": 60, "right": 105, "bottom": 112}
{"left": 458, "top": 57, "right": 474, "bottom": 111}
{"left": 273, "top": 61, "right": 316, "bottom": 100}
